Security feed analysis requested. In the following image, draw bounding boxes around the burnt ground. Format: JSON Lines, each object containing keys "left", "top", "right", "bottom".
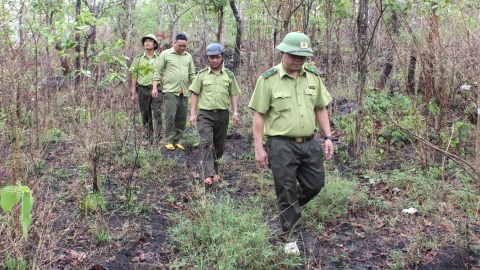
{"left": 5, "top": 130, "right": 480, "bottom": 270}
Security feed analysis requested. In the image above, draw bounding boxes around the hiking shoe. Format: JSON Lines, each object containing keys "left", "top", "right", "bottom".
{"left": 174, "top": 143, "right": 185, "bottom": 150}
{"left": 284, "top": 242, "right": 300, "bottom": 255}
{"left": 165, "top": 144, "right": 175, "bottom": 151}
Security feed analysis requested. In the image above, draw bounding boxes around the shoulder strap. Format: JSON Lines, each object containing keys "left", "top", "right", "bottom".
{"left": 198, "top": 67, "right": 208, "bottom": 74}
{"left": 262, "top": 67, "right": 278, "bottom": 78}
{"left": 225, "top": 68, "right": 235, "bottom": 78}
{"left": 305, "top": 66, "right": 319, "bottom": 75}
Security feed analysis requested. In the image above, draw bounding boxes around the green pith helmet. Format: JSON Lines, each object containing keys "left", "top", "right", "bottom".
{"left": 275, "top": 32, "right": 313, "bottom": 57}
{"left": 141, "top": 34, "right": 158, "bottom": 50}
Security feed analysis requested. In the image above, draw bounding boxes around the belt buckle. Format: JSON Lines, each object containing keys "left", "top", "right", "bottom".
{"left": 295, "top": 137, "right": 303, "bottom": 143}
{"left": 213, "top": 109, "right": 218, "bottom": 113}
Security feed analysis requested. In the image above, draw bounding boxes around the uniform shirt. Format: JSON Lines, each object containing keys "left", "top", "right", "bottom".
{"left": 189, "top": 67, "right": 240, "bottom": 110}
{"left": 248, "top": 63, "right": 332, "bottom": 137}
{"left": 130, "top": 52, "right": 160, "bottom": 86}
{"left": 155, "top": 48, "right": 196, "bottom": 96}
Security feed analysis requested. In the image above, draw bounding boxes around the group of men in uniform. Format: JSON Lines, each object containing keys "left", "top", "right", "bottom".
{"left": 130, "top": 31, "right": 334, "bottom": 254}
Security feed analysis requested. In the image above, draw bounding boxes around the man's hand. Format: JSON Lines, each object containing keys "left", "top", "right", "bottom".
{"left": 255, "top": 148, "right": 269, "bottom": 168}
{"left": 131, "top": 91, "right": 137, "bottom": 103}
{"left": 324, "top": 140, "right": 334, "bottom": 161}
{"left": 189, "top": 114, "right": 197, "bottom": 127}
{"left": 232, "top": 113, "right": 239, "bottom": 126}
{"left": 151, "top": 88, "right": 158, "bottom": 99}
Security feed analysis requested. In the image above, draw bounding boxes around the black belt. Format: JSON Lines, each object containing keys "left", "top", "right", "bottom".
{"left": 271, "top": 134, "right": 314, "bottom": 143}
{"left": 138, "top": 84, "right": 152, "bottom": 88}
{"left": 201, "top": 109, "right": 227, "bottom": 113}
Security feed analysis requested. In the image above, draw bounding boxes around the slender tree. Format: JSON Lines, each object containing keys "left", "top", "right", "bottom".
{"left": 354, "top": 0, "right": 369, "bottom": 158}
{"left": 229, "top": 0, "right": 242, "bottom": 70}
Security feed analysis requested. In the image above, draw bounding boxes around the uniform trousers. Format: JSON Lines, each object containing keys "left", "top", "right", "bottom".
{"left": 197, "top": 109, "right": 229, "bottom": 178}
{"left": 266, "top": 136, "right": 325, "bottom": 238}
{"left": 163, "top": 92, "right": 188, "bottom": 144}
{"left": 137, "top": 85, "right": 163, "bottom": 141}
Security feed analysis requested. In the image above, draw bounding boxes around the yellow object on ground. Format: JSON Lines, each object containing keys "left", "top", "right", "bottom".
{"left": 174, "top": 143, "right": 185, "bottom": 150}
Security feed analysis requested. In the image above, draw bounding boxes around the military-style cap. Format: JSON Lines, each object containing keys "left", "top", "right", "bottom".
{"left": 206, "top": 43, "right": 224, "bottom": 56}
{"left": 141, "top": 34, "right": 158, "bottom": 50}
{"left": 276, "top": 32, "right": 313, "bottom": 57}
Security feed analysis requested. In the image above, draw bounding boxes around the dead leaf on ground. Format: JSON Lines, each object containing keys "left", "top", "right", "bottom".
{"left": 424, "top": 220, "right": 432, "bottom": 227}
{"left": 171, "top": 202, "right": 179, "bottom": 209}
{"left": 375, "top": 221, "right": 385, "bottom": 229}
{"left": 443, "top": 224, "right": 452, "bottom": 231}
{"left": 67, "top": 250, "right": 87, "bottom": 261}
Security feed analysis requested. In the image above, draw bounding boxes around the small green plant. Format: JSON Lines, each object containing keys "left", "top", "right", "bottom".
{"left": 0, "top": 182, "right": 34, "bottom": 238}
{"left": 2, "top": 252, "right": 27, "bottom": 270}
{"left": 389, "top": 249, "right": 406, "bottom": 270}
{"left": 34, "top": 160, "right": 48, "bottom": 174}
{"left": 80, "top": 192, "right": 106, "bottom": 213}
{"left": 44, "top": 128, "right": 63, "bottom": 143}
{"left": 93, "top": 230, "right": 111, "bottom": 246}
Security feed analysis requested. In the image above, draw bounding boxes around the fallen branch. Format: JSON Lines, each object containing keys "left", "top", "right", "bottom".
{"left": 390, "top": 115, "right": 480, "bottom": 182}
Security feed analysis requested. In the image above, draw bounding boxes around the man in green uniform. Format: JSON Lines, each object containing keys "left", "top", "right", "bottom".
{"left": 248, "top": 32, "right": 334, "bottom": 252}
{"left": 189, "top": 43, "right": 240, "bottom": 186}
{"left": 130, "top": 34, "right": 162, "bottom": 146}
{"left": 155, "top": 33, "right": 196, "bottom": 150}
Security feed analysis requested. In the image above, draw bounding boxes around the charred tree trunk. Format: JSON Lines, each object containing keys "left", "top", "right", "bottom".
{"left": 230, "top": 0, "right": 242, "bottom": 70}
{"left": 377, "top": 11, "right": 398, "bottom": 90}
{"left": 407, "top": 50, "right": 417, "bottom": 94}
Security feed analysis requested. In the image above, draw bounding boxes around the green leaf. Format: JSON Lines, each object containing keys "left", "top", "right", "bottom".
{"left": 6, "top": 258, "right": 16, "bottom": 268}
{"left": 76, "top": 25, "right": 90, "bottom": 31}
{"left": 0, "top": 186, "right": 21, "bottom": 211}
{"left": 21, "top": 191, "right": 34, "bottom": 238}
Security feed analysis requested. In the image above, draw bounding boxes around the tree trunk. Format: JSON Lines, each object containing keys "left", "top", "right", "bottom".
{"left": 377, "top": 10, "right": 398, "bottom": 90}
{"left": 74, "top": 0, "right": 81, "bottom": 87}
{"left": 229, "top": 0, "right": 242, "bottom": 70}
{"left": 198, "top": 0, "right": 207, "bottom": 67}
{"left": 354, "top": 0, "right": 369, "bottom": 158}
{"left": 216, "top": 6, "right": 224, "bottom": 43}
{"left": 325, "top": 0, "right": 332, "bottom": 89}
{"left": 18, "top": 0, "right": 25, "bottom": 45}
{"left": 325, "top": 0, "right": 333, "bottom": 114}
{"left": 407, "top": 50, "right": 417, "bottom": 94}
{"left": 423, "top": 2, "right": 439, "bottom": 104}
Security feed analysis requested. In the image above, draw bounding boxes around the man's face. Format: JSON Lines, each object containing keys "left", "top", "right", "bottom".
{"left": 207, "top": 54, "right": 223, "bottom": 69}
{"left": 174, "top": 39, "right": 187, "bottom": 54}
{"left": 143, "top": 39, "right": 156, "bottom": 50}
{"left": 281, "top": 52, "right": 307, "bottom": 73}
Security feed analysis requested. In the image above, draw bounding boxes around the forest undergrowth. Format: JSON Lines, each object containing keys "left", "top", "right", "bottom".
{"left": 1, "top": 84, "right": 480, "bottom": 269}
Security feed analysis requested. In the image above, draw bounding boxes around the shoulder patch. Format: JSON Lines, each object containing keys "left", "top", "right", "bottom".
{"left": 225, "top": 68, "right": 235, "bottom": 78}
{"left": 198, "top": 67, "right": 208, "bottom": 74}
{"left": 305, "top": 67, "right": 319, "bottom": 75}
{"left": 262, "top": 68, "right": 278, "bottom": 78}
